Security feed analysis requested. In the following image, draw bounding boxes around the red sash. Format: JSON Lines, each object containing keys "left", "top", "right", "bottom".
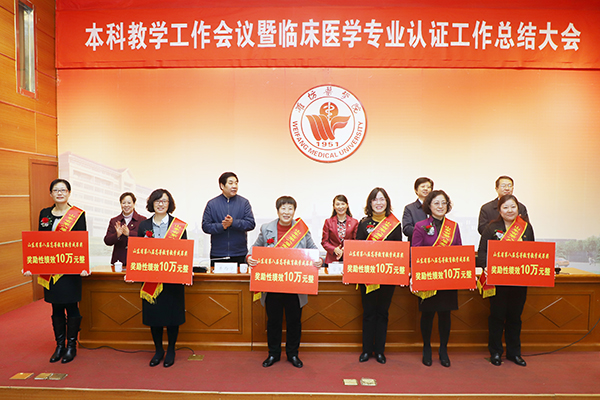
{"left": 276, "top": 218, "right": 309, "bottom": 248}
{"left": 366, "top": 214, "right": 400, "bottom": 241}
{"left": 140, "top": 217, "right": 187, "bottom": 304}
{"left": 478, "top": 216, "right": 528, "bottom": 298}
{"left": 362, "top": 214, "right": 400, "bottom": 294}
{"left": 412, "top": 217, "right": 457, "bottom": 299}
{"left": 38, "top": 206, "right": 84, "bottom": 290}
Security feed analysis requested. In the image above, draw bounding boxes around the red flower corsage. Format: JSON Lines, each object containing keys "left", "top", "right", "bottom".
{"left": 41, "top": 217, "right": 50, "bottom": 228}
{"left": 267, "top": 238, "right": 275, "bottom": 245}
{"left": 145, "top": 230, "right": 154, "bottom": 238}
{"left": 494, "top": 230, "right": 504, "bottom": 240}
{"left": 424, "top": 224, "right": 435, "bottom": 236}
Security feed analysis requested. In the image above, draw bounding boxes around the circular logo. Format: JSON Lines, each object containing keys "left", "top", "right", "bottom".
{"left": 289, "top": 85, "right": 367, "bottom": 163}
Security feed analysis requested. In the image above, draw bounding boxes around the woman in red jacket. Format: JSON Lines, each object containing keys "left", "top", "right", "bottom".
{"left": 321, "top": 195, "right": 358, "bottom": 266}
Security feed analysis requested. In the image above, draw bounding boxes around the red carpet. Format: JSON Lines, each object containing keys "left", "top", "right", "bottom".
{"left": 1, "top": 300, "right": 599, "bottom": 395}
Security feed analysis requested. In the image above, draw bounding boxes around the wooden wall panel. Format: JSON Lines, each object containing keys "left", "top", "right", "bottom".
{"left": 0, "top": 6, "right": 14, "bottom": 58}
{"left": 0, "top": 0, "right": 13, "bottom": 13}
{"left": 35, "top": 0, "right": 55, "bottom": 38}
{"left": 0, "top": 55, "right": 37, "bottom": 110}
{"left": 0, "top": 197, "right": 30, "bottom": 243}
{"left": 36, "top": 72, "right": 56, "bottom": 116}
{"left": 36, "top": 112, "right": 57, "bottom": 154}
{"left": 0, "top": 241, "right": 28, "bottom": 291}
{"left": 0, "top": 103, "right": 36, "bottom": 152}
{"left": 0, "top": 151, "right": 30, "bottom": 195}
{"left": 37, "top": 30, "right": 55, "bottom": 79}
{"left": 0, "top": 281, "right": 33, "bottom": 315}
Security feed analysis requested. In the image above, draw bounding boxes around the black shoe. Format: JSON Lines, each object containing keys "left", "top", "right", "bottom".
{"left": 288, "top": 355, "right": 303, "bottom": 368}
{"left": 507, "top": 355, "right": 527, "bottom": 366}
{"left": 50, "top": 315, "right": 66, "bottom": 363}
{"left": 439, "top": 348, "right": 450, "bottom": 367}
{"left": 359, "top": 352, "right": 370, "bottom": 362}
{"left": 262, "top": 354, "right": 280, "bottom": 367}
{"left": 149, "top": 351, "right": 164, "bottom": 367}
{"left": 61, "top": 316, "right": 82, "bottom": 364}
{"left": 490, "top": 353, "right": 502, "bottom": 366}
{"left": 163, "top": 350, "right": 175, "bottom": 367}
{"left": 375, "top": 353, "right": 386, "bottom": 364}
{"left": 422, "top": 346, "right": 432, "bottom": 366}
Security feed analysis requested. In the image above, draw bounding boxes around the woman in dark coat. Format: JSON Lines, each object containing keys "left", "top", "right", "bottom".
{"left": 104, "top": 192, "right": 146, "bottom": 266}
{"left": 356, "top": 187, "right": 403, "bottom": 364}
{"left": 24, "top": 179, "right": 88, "bottom": 363}
{"left": 412, "top": 190, "right": 462, "bottom": 368}
{"left": 137, "top": 188, "right": 187, "bottom": 368}
{"left": 478, "top": 194, "right": 534, "bottom": 367}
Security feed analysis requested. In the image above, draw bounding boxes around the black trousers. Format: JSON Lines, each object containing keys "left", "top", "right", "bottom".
{"left": 488, "top": 285, "right": 527, "bottom": 358}
{"left": 360, "top": 284, "right": 395, "bottom": 354}
{"left": 265, "top": 292, "right": 302, "bottom": 357}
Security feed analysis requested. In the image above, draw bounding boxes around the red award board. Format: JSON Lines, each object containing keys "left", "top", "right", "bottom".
{"left": 125, "top": 237, "right": 194, "bottom": 285}
{"left": 486, "top": 241, "right": 555, "bottom": 287}
{"left": 342, "top": 240, "right": 410, "bottom": 286}
{"left": 411, "top": 245, "right": 476, "bottom": 291}
{"left": 250, "top": 247, "right": 320, "bottom": 295}
{"left": 22, "top": 231, "right": 90, "bottom": 274}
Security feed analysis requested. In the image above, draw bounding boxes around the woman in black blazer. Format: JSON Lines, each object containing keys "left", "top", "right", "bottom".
{"left": 137, "top": 189, "right": 187, "bottom": 368}
{"left": 24, "top": 179, "right": 88, "bottom": 364}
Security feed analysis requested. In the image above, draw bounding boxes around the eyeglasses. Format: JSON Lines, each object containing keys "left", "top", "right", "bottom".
{"left": 372, "top": 198, "right": 386, "bottom": 204}
{"left": 52, "top": 189, "right": 68, "bottom": 194}
{"left": 432, "top": 201, "right": 447, "bottom": 207}
{"left": 154, "top": 199, "right": 169, "bottom": 205}
{"left": 499, "top": 184, "right": 513, "bottom": 189}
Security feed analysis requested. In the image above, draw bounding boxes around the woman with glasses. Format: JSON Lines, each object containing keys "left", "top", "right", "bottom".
{"left": 23, "top": 179, "right": 88, "bottom": 364}
{"left": 356, "top": 187, "right": 403, "bottom": 364}
{"left": 137, "top": 189, "right": 187, "bottom": 368}
{"left": 412, "top": 190, "right": 462, "bottom": 368}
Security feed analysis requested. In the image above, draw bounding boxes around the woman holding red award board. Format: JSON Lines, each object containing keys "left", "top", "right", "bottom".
{"left": 355, "top": 187, "right": 403, "bottom": 364}
{"left": 136, "top": 189, "right": 187, "bottom": 368}
{"left": 22, "top": 179, "right": 88, "bottom": 364}
{"left": 321, "top": 194, "right": 358, "bottom": 266}
{"left": 247, "top": 196, "right": 323, "bottom": 369}
{"left": 477, "top": 194, "right": 534, "bottom": 367}
{"left": 412, "top": 190, "right": 462, "bottom": 368}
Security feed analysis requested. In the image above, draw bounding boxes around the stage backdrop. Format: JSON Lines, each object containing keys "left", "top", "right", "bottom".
{"left": 55, "top": 1, "right": 600, "bottom": 268}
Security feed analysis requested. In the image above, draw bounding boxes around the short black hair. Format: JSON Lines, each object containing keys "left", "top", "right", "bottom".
{"left": 146, "top": 189, "right": 176, "bottom": 214}
{"left": 219, "top": 172, "right": 238, "bottom": 187}
{"left": 495, "top": 176, "right": 514, "bottom": 188}
{"left": 276, "top": 196, "right": 296, "bottom": 210}
{"left": 49, "top": 179, "right": 71, "bottom": 192}
{"left": 414, "top": 177, "right": 433, "bottom": 191}
{"left": 492, "top": 194, "right": 530, "bottom": 224}
{"left": 422, "top": 190, "right": 452, "bottom": 215}
{"left": 364, "top": 187, "right": 392, "bottom": 217}
{"left": 119, "top": 192, "right": 136, "bottom": 203}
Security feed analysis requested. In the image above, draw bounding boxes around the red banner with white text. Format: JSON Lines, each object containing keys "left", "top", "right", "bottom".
{"left": 410, "top": 245, "right": 476, "bottom": 291}
{"left": 486, "top": 241, "right": 555, "bottom": 287}
{"left": 56, "top": 2, "right": 600, "bottom": 69}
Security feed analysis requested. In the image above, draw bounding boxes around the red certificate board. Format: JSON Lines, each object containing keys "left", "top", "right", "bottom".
{"left": 22, "top": 231, "right": 90, "bottom": 274}
{"left": 125, "top": 237, "right": 194, "bottom": 285}
{"left": 411, "top": 246, "right": 476, "bottom": 291}
{"left": 250, "top": 247, "right": 319, "bottom": 295}
{"left": 342, "top": 240, "right": 410, "bottom": 286}
{"left": 486, "top": 241, "right": 555, "bottom": 287}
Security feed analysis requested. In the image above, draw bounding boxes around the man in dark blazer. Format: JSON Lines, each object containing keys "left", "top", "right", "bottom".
{"left": 402, "top": 177, "right": 433, "bottom": 242}
{"left": 477, "top": 176, "right": 529, "bottom": 234}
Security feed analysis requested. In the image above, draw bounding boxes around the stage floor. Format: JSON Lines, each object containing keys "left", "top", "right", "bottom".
{"left": 1, "top": 301, "right": 599, "bottom": 399}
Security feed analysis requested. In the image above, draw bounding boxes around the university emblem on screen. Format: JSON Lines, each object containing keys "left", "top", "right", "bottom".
{"left": 289, "top": 85, "right": 367, "bottom": 163}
